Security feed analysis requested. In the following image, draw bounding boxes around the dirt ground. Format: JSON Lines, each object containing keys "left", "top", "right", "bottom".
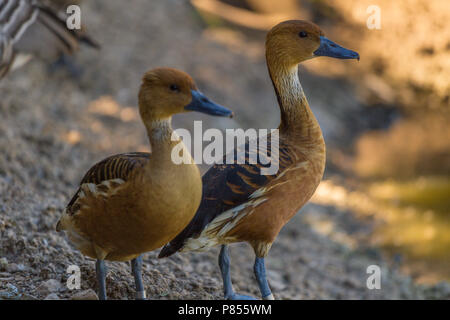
{"left": 0, "top": 0, "right": 449, "bottom": 300}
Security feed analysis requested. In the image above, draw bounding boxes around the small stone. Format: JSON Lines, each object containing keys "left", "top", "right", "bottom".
{"left": 0, "top": 291, "right": 12, "bottom": 300}
{"left": 6, "top": 283, "right": 18, "bottom": 294}
{"left": 44, "top": 293, "right": 60, "bottom": 300}
{"left": 0, "top": 283, "right": 20, "bottom": 300}
{"left": 71, "top": 289, "right": 98, "bottom": 300}
{"left": 6, "top": 263, "right": 17, "bottom": 272}
{"left": 6, "top": 263, "right": 27, "bottom": 273}
{"left": 17, "top": 264, "right": 27, "bottom": 271}
{"left": 0, "top": 257, "right": 8, "bottom": 270}
{"left": 36, "top": 279, "right": 63, "bottom": 295}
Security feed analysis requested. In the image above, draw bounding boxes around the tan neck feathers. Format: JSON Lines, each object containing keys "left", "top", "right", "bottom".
{"left": 266, "top": 55, "right": 323, "bottom": 144}
{"left": 145, "top": 118, "right": 176, "bottom": 148}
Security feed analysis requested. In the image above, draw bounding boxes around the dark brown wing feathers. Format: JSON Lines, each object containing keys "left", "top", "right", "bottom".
{"left": 159, "top": 136, "right": 293, "bottom": 258}
{"left": 66, "top": 152, "right": 150, "bottom": 213}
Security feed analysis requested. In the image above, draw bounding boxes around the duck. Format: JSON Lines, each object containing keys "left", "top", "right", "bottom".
{"left": 159, "top": 20, "right": 359, "bottom": 300}
{"left": 56, "top": 67, "right": 233, "bottom": 300}
{"left": 0, "top": 0, "right": 98, "bottom": 79}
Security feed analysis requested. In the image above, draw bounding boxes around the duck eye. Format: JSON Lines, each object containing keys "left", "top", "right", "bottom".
{"left": 299, "top": 31, "right": 308, "bottom": 38}
{"left": 169, "top": 84, "right": 180, "bottom": 92}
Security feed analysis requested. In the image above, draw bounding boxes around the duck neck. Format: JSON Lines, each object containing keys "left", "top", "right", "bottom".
{"left": 267, "top": 56, "right": 323, "bottom": 144}
{"left": 145, "top": 118, "right": 179, "bottom": 158}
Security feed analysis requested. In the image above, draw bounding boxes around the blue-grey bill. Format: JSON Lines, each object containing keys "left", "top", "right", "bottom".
{"left": 314, "top": 36, "right": 360, "bottom": 60}
{"left": 185, "top": 90, "right": 233, "bottom": 117}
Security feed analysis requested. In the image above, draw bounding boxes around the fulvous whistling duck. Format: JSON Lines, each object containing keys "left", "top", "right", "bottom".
{"left": 159, "top": 20, "right": 359, "bottom": 300}
{"left": 0, "top": 0, "right": 98, "bottom": 79}
{"left": 56, "top": 67, "right": 233, "bottom": 300}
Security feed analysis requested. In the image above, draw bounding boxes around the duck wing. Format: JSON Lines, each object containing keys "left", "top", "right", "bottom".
{"left": 159, "top": 136, "right": 293, "bottom": 257}
{"left": 64, "top": 152, "right": 151, "bottom": 217}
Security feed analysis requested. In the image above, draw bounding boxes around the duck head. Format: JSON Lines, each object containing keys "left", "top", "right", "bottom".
{"left": 266, "top": 20, "right": 359, "bottom": 67}
{"left": 139, "top": 67, "right": 233, "bottom": 122}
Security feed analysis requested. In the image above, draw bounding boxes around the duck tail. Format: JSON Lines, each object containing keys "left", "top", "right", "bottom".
{"left": 55, "top": 208, "right": 68, "bottom": 232}
{"left": 55, "top": 219, "right": 63, "bottom": 232}
{"left": 158, "top": 217, "right": 202, "bottom": 258}
{"left": 158, "top": 242, "right": 180, "bottom": 258}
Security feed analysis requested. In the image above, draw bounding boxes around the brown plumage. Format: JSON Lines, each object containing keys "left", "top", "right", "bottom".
{"left": 159, "top": 20, "right": 359, "bottom": 300}
{"left": 0, "top": 0, "right": 97, "bottom": 79}
{"left": 62, "top": 152, "right": 151, "bottom": 218}
{"left": 56, "top": 67, "right": 233, "bottom": 299}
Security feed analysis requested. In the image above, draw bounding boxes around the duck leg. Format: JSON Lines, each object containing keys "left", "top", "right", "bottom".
{"left": 218, "top": 245, "right": 256, "bottom": 300}
{"left": 253, "top": 257, "right": 274, "bottom": 300}
{"left": 131, "top": 255, "right": 147, "bottom": 300}
{"left": 95, "top": 259, "right": 107, "bottom": 300}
